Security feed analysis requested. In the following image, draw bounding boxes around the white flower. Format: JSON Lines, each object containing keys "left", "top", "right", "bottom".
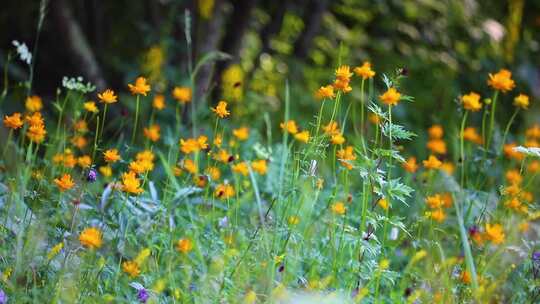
{"left": 62, "top": 76, "right": 96, "bottom": 93}
{"left": 12, "top": 40, "right": 32, "bottom": 65}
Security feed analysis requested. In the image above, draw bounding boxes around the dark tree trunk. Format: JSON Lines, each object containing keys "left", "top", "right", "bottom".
{"left": 293, "top": 0, "right": 328, "bottom": 59}
{"left": 50, "top": 0, "right": 106, "bottom": 91}
{"left": 194, "top": 0, "right": 228, "bottom": 105}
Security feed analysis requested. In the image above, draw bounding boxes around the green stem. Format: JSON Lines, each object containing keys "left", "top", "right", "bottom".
{"left": 131, "top": 95, "right": 140, "bottom": 144}
{"left": 500, "top": 108, "right": 519, "bottom": 155}
{"left": 460, "top": 111, "right": 469, "bottom": 188}
{"left": 486, "top": 91, "right": 499, "bottom": 149}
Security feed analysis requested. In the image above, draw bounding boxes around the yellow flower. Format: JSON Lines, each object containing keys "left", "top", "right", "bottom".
{"left": 484, "top": 223, "right": 505, "bottom": 244}
{"left": 83, "top": 101, "right": 99, "bottom": 113}
{"left": 333, "top": 78, "right": 352, "bottom": 93}
{"left": 215, "top": 183, "right": 234, "bottom": 200}
{"left": 3, "top": 112, "right": 24, "bottom": 129}
{"left": 25, "top": 112, "right": 44, "bottom": 126}
{"left": 47, "top": 242, "right": 64, "bottom": 260}
{"left": 172, "top": 86, "right": 192, "bottom": 104}
{"left": 128, "top": 76, "right": 151, "bottom": 96}
{"left": 214, "top": 149, "right": 232, "bottom": 163}
{"left": 280, "top": 120, "right": 298, "bottom": 134}
{"left": 97, "top": 89, "right": 118, "bottom": 104}
{"left": 379, "top": 259, "right": 390, "bottom": 270}
{"left": 121, "top": 171, "right": 144, "bottom": 194}
{"left": 379, "top": 87, "right": 401, "bottom": 106}
{"left": 288, "top": 216, "right": 300, "bottom": 225}
{"left": 378, "top": 198, "right": 389, "bottom": 210}
{"left": 244, "top": 290, "right": 257, "bottom": 304}
{"left": 99, "top": 166, "right": 112, "bottom": 177}
{"left": 152, "top": 94, "right": 166, "bottom": 110}
{"left": 143, "top": 124, "right": 161, "bottom": 142}
{"left": 27, "top": 123, "right": 47, "bottom": 143}
{"left": 487, "top": 69, "right": 515, "bottom": 93}
{"left": 423, "top": 155, "right": 442, "bottom": 170}
{"left": 54, "top": 174, "right": 75, "bottom": 191}
{"left": 331, "top": 201, "right": 346, "bottom": 215}
{"left": 513, "top": 94, "right": 529, "bottom": 109}
{"left": 211, "top": 100, "right": 230, "bottom": 118}
{"left": 232, "top": 162, "right": 249, "bottom": 176}
{"left": 294, "top": 130, "right": 310, "bottom": 143}
{"left": 182, "top": 158, "right": 198, "bottom": 174}
{"left": 403, "top": 157, "right": 418, "bottom": 173}
{"left": 206, "top": 166, "right": 221, "bottom": 181}
{"left": 353, "top": 62, "right": 376, "bottom": 79}
{"left": 25, "top": 95, "right": 43, "bottom": 112}
{"left": 330, "top": 133, "right": 345, "bottom": 145}
{"left": 315, "top": 85, "right": 335, "bottom": 100}
{"left": 369, "top": 113, "right": 381, "bottom": 125}
{"left": 251, "top": 159, "right": 268, "bottom": 175}
{"left": 461, "top": 92, "right": 482, "bottom": 112}
{"left": 336, "top": 146, "right": 356, "bottom": 170}
{"left": 134, "top": 248, "right": 151, "bottom": 265}
{"left": 176, "top": 238, "right": 194, "bottom": 253}
{"left": 79, "top": 227, "right": 103, "bottom": 249}
{"left": 233, "top": 127, "right": 249, "bottom": 141}
{"left": 77, "top": 155, "right": 92, "bottom": 168}
{"left": 428, "top": 125, "right": 443, "bottom": 139}
{"left": 430, "top": 209, "right": 446, "bottom": 222}
{"left": 103, "top": 149, "right": 121, "bottom": 163}
{"left": 122, "top": 260, "right": 141, "bottom": 278}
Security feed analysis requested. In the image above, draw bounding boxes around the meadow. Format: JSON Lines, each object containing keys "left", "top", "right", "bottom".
{"left": 1, "top": 1, "right": 540, "bottom": 304}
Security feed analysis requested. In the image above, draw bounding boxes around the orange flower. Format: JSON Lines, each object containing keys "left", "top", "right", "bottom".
{"left": 428, "top": 125, "right": 443, "bottom": 139}
{"left": 233, "top": 127, "right": 249, "bottom": 141}
{"left": 426, "top": 139, "right": 447, "bottom": 155}
{"left": 336, "top": 146, "right": 356, "bottom": 170}
{"left": 425, "top": 194, "right": 444, "bottom": 209}
{"left": 461, "top": 92, "right": 482, "bottom": 112}
{"left": 353, "top": 62, "right": 376, "bottom": 79}
{"left": 176, "top": 238, "right": 194, "bottom": 253}
{"left": 462, "top": 127, "right": 482, "bottom": 144}
{"left": 121, "top": 171, "right": 144, "bottom": 194}
{"left": 423, "top": 155, "right": 442, "bottom": 170}
{"left": 180, "top": 136, "right": 208, "bottom": 154}
{"left": 331, "top": 201, "right": 347, "bottom": 215}
{"left": 487, "top": 69, "right": 515, "bottom": 93}
{"left": 128, "top": 76, "right": 151, "bottom": 96}
{"left": 377, "top": 198, "right": 389, "bottom": 210}
{"left": 251, "top": 159, "right": 268, "bottom": 175}
{"left": 97, "top": 89, "right": 118, "bottom": 104}
{"left": 484, "top": 223, "right": 505, "bottom": 244}
{"left": 3, "top": 113, "right": 24, "bottom": 129}
{"left": 143, "top": 124, "right": 161, "bottom": 142}
{"left": 232, "top": 162, "right": 249, "bottom": 176}
{"left": 77, "top": 155, "right": 92, "bottom": 168}
{"left": 79, "top": 227, "right": 103, "bottom": 249}
{"left": 54, "top": 174, "right": 75, "bottom": 191}
{"left": 403, "top": 157, "right": 418, "bottom": 173}
{"left": 330, "top": 133, "right": 345, "bottom": 145}
{"left": 322, "top": 121, "right": 340, "bottom": 136}
{"left": 379, "top": 87, "right": 401, "bottom": 106}
{"left": 27, "top": 123, "right": 47, "bottom": 143}
{"left": 430, "top": 209, "right": 446, "bottom": 223}
{"left": 280, "top": 120, "right": 298, "bottom": 134}
{"left": 503, "top": 143, "right": 524, "bottom": 161}
{"left": 103, "top": 149, "right": 121, "bottom": 163}
{"left": 152, "top": 94, "right": 166, "bottom": 110}
{"left": 215, "top": 183, "right": 234, "bottom": 200}
{"left": 172, "top": 86, "right": 192, "bottom": 104}
{"left": 122, "top": 261, "right": 141, "bottom": 278}
{"left": 211, "top": 100, "right": 230, "bottom": 118}
{"left": 315, "top": 85, "right": 335, "bottom": 100}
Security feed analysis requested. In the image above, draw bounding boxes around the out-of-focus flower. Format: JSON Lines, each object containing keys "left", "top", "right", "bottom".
{"left": 513, "top": 94, "right": 529, "bottom": 109}
{"left": 79, "top": 227, "right": 103, "bottom": 249}
{"left": 25, "top": 95, "right": 43, "bottom": 112}
{"left": 128, "top": 77, "right": 151, "bottom": 96}
{"left": 379, "top": 87, "right": 401, "bottom": 106}
{"left": 172, "top": 86, "right": 192, "bottom": 104}
{"left": 461, "top": 92, "right": 482, "bottom": 112}
{"left": 3, "top": 113, "right": 24, "bottom": 129}
{"left": 353, "top": 62, "right": 376, "bottom": 79}
{"left": 54, "top": 174, "right": 75, "bottom": 191}
{"left": 487, "top": 69, "right": 515, "bottom": 93}
{"left": 176, "top": 238, "right": 193, "bottom": 253}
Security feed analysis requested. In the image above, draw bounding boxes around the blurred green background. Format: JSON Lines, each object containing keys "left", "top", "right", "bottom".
{"left": 1, "top": 0, "right": 539, "bottom": 145}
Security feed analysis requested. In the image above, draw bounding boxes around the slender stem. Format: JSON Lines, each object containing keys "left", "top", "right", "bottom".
{"left": 3, "top": 129, "right": 13, "bottom": 158}
{"left": 92, "top": 115, "right": 100, "bottom": 165}
{"left": 500, "top": 108, "right": 519, "bottom": 154}
{"left": 315, "top": 99, "right": 326, "bottom": 138}
{"left": 486, "top": 91, "right": 499, "bottom": 149}
{"left": 100, "top": 104, "right": 108, "bottom": 141}
{"left": 131, "top": 95, "right": 140, "bottom": 144}
{"left": 460, "top": 111, "right": 469, "bottom": 188}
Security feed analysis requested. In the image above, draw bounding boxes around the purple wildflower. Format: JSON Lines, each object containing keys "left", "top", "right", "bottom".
{"left": 0, "top": 289, "right": 7, "bottom": 304}
{"left": 137, "top": 288, "right": 149, "bottom": 303}
{"left": 87, "top": 168, "right": 97, "bottom": 182}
